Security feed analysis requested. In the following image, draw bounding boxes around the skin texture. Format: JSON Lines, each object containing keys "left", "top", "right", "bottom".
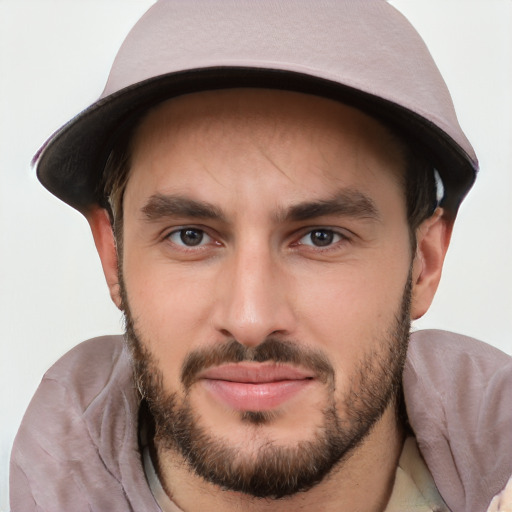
{"left": 88, "top": 89, "right": 451, "bottom": 511}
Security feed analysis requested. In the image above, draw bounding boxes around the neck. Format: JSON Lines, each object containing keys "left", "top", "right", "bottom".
{"left": 152, "top": 403, "right": 405, "bottom": 512}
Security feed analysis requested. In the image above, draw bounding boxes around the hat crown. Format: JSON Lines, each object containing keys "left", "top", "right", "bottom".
{"left": 103, "top": 0, "right": 474, "bottom": 165}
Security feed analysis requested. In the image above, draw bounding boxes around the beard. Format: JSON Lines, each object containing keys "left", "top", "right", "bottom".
{"left": 122, "top": 274, "right": 411, "bottom": 499}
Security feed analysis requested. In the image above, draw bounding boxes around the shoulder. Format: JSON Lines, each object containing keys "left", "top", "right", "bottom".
{"left": 42, "top": 334, "right": 129, "bottom": 409}
{"left": 10, "top": 335, "right": 158, "bottom": 511}
{"left": 408, "top": 328, "right": 511, "bottom": 374}
{"left": 405, "top": 329, "right": 512, "bottom": 512}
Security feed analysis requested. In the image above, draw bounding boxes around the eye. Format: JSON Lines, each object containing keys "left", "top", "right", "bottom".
{"left": 297, "top": 229, "right": 345, "bottom": 247}
{"left": 167, "top": 228, "right": 212, "bottom": 247}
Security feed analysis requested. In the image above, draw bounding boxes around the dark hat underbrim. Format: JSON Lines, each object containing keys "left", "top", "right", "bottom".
{"left": 36, "top": 67, "right": 477, "bottom": 217}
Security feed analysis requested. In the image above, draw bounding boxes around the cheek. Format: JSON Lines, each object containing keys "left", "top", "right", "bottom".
{"left": 293, "top": 250, "right": 410, "bottom": 371}
{"left": 122, "top": 254, "right": 219, "bottom": 388}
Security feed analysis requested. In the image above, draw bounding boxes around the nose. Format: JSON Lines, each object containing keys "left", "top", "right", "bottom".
{"left": 212, "top": 244, "right": 296, "bottom": 347}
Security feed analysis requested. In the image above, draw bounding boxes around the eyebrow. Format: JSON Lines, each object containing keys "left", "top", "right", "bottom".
{"left": 141, "top": 194, "right": 226, "bottom": 222}
{"left": 279, "top": 189, "right": 380, "bottom": 223}
{"left": 140, "top": 189, "right": 379, "bottom": 224}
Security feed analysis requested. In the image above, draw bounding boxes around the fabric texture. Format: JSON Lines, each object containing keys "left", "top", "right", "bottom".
{"left": 386, "top": 437, "right": 449, "bottom": 511}
{"left": 10, "top": 329, "right": 512, "bottom": 511}
{"left": 404, "top": 330, "right": 512, "bottom": 512}
{"left": 10, "top": 336, "right": 159, "bottom": 512}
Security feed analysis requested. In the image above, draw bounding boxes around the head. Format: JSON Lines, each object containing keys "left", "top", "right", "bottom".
{"left": 88, "top": 88, "right": 452, "bottom": 497}
{"left": 34, "top": 0, "right": 475, "bottom": 501}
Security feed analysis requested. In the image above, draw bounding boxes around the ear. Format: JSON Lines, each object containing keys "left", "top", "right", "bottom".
{"left": 87, "top": 206, "right": 123, "bottom": 310}
{"left": 411, "top": 208, "right": 453, "bottom": 320}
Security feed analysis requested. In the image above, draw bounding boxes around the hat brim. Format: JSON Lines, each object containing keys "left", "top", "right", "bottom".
{"left": 35, "top": 66, "right": 477, "bottom": 216}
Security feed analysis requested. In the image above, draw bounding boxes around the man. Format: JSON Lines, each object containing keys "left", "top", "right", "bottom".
{"left": 10, "top": 1, "right": 512, "bottom": 511}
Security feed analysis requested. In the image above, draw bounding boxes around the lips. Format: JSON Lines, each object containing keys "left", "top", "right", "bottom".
{"left": 198, "top": 363, "right": 315, "bottom": 411}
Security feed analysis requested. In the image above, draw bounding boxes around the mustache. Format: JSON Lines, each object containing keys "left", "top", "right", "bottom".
{"left": 181, "top": 337, "right": 334, "bottom": 389}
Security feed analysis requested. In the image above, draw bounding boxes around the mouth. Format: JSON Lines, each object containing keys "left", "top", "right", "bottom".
{"left": 197, "top": 363, "right": 315, "bottom": 411}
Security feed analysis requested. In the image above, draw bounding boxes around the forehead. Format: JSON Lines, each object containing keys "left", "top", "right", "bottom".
{"left": 124, "top": 89, "right": 407, "bottom": 212}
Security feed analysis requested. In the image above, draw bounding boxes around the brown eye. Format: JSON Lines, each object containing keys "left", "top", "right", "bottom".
{"left": 298, "top": 229, "right": 345, "bottom": 248}
{"left": 180, "top": 229, "right": 204, "bottom": 246}
{"left": 168, "top": 228, "right": 210, "bottom": 247}
{"left": 309, "top": 229, "right": 335, "bottom": 246}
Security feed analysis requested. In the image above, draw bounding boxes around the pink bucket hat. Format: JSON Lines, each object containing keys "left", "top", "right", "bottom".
{"left": 34, "top": 0, "right": 477, "bottom": 216}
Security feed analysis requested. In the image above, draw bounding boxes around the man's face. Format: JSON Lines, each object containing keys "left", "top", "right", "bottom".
{"left": 119, "top": 89, "right": 414, "bottom": 497}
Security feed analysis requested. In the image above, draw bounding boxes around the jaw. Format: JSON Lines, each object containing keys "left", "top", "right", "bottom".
{"left": 151, "top": 399, "right": 405, "bottom": 512}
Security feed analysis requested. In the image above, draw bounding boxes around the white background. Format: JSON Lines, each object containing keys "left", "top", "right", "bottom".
{"left": 1, "top": 1, "right": 511, "bottom": 508}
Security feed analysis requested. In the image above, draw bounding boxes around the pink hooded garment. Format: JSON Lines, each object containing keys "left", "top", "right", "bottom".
{"left": 9, "top": 329, "right": 512, "bottom": 511}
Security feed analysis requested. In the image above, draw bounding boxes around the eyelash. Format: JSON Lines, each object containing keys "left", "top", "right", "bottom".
{"left": 163, "top": 226, "right": 351, "bottom": 252}
{"left": 165, "top": 227, "right": 216, "bottom": 249}
{"left": 293, "top": 228, "right": 349, "bottom": 249}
